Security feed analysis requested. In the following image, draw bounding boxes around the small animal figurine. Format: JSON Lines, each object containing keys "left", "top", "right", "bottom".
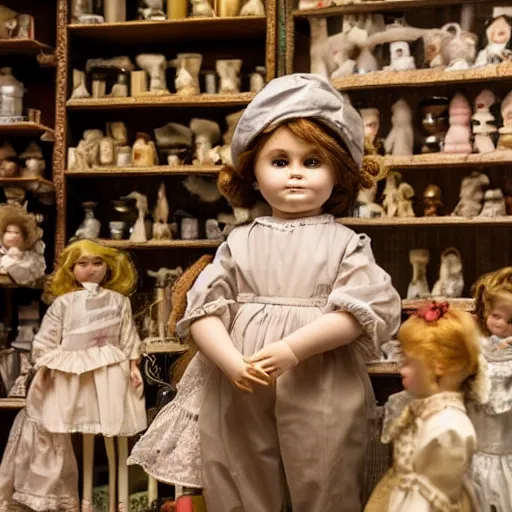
{"left": 443, "top": 93, "right": 472, "bottom": 154}
{"left": 385, "top": 99, "right": 414, "bottom": 156}
{"left": 431, "top": 248, "right": 464, "bottom": 298}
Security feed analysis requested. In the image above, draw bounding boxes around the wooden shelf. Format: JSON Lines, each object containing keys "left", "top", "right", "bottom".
{"left": 366, "top": 361, "right": 400, "bottom": 376}
{"left": 294, "top": 0, "right": 488, "bottom": 18}
{"left": 0, "top": 177, "right": 54, "bottom": 194}
{"left": 94, "top": 239, "right": 221, "bottom": 249}
{"left": 66, "top": 93, "right": 255, "bottom": 110}
{"left": 338, "top": 216, "right": 512, "bottom": 227}
{"left": 65, "top": 165, "right": 221, "bottom": 177}
{"left": 0, "top": 398, "right": 26, "bottom": 409}
{"left": 0, "top": 122, "right": 54, "bottom": 140}
{"left": 0, "top": 38, "right": 53, "bottom": 54}
{"left": 402, "top": 298, "right": 475, "bottom": 313}
{"left": 385, "top": 151, "right": 512, "bottom": 170}
{"left": 68, "top": 17, "right": 267, "bottom": 45}
{"left": 331, "top": 62, "right": 512, "bottom": 92}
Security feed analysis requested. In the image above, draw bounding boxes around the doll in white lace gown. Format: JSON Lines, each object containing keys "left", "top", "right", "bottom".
{"left": 0, "top": 240, "right": 147, "bottom": 512}
{"left": 365, "top": 303, "right": 487, "bottom": 512}
{"left": 468, "top": 268, "right": 512, "bottom": 512}
{"left": 129, "top": 74, "right": 402, "bottom": 512}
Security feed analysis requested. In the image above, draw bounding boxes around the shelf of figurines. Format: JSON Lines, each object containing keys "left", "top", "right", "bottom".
{"left": 338, "top": 216, "right": 512, "bottom": 227}
{"left": 0, "top": 177, "right": 54, "bottom": 195}
{"left": 0, "top": 38, "right": 52, "bottom": 55}
{"left": 0, "top": 122, "right": 54, "bottom": 141}
{"left": 93, "top": 238, "right": 221, "bottom": 249}
{"left": 293, "top": 0, "right": 488, "bottom": 17}
{"left": 68, "top": 16, "right": 267, "bottom": 45}
{"left": 65, "top": 164, "right": 221, "bottom": 177}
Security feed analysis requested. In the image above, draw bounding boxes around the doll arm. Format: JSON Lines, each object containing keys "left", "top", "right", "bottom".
{"left": 120, "top": 297, "right": 142, "bottom": 360}
{"left": 31, "top": 298, "right": 65, "bottom": 364}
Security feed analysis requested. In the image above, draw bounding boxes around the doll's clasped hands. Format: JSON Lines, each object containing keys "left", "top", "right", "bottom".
{"left": 244, "top": 341, "right": 299, "bottom": 380}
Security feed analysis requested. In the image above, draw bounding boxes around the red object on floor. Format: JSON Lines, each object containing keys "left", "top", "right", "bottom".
{"left": 160, "top": 501, "right": 176, "bottom": 512}
{"left": 175, "top": 495, "right": 206, "bottom": 512}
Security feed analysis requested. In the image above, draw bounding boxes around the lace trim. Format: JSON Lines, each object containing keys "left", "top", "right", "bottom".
{"left": 397, "top": 473, "right": 462, "bottom": 512}
{"left": 11, "top": 491, "right": 79, "bottom": 512}
{"left": 253, "top": 214, "right": 334, "bottom": 231}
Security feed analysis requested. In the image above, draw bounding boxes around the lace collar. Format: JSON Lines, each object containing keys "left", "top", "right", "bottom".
{"left": 254, "top": 214, "right": 334, "bottom": 231}
{"left": 80, "top": 282, "right": 101, "bottom": 296}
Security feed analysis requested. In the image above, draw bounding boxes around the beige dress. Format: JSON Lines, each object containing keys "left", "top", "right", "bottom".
{"left": 365, "top": 391, "right": 478, "bottom": 512}
{"left": 0, "top": 284, "right": 147, "bottom": 511}
{"left": 129, "top": 214, "right": 401, "bottom": 512}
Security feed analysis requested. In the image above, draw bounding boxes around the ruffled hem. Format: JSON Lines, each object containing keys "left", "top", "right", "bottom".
{"left": 35, "top": 345, "right": 128, "bottom": 375}
{"left": 11, "top": 491, "right": 79, "bottom": 512}
{"left": 176, "top": 297, "right": 235, "bottom": 339}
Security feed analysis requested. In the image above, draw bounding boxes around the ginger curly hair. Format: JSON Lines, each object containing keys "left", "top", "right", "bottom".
{"left": 0, "top": 203, "right": 41, "bottom": 250}
{"left": 472, "top": 267, "right": 512, "bottom": 335}
{"left": 218, "top": 117, "right": 386, "bottom": 217}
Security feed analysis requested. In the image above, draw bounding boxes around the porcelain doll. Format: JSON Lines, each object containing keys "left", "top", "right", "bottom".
{"left": 474, "top": 10, "right": 512, "bottom": 68}
{"left": 469, "top": 268, "right": 512, "bottom": 512}
{"left": 365, "top": 302, "right": 486, "bottom": 512}
{"left": 383, "top": 41, "right": 415, "bottom": 71}
{"left": 0, "top": 240, "right": 146, "bottom": 512}
{"left": 385, "top": 99, "right": 414, "bottom": 156}
{"left": 128, "top": 73, "right": 401, "bottom": 512}
{"left": 0, "top": 203, "right": 45, "bottom": 287}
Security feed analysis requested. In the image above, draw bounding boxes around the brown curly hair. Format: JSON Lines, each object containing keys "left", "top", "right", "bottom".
{"left": 0, "top": 203, "right": 41, "bottom": 250}
{"left": 218, "top": 118, "right": 386, "bottom": 217}
{"left": 472, "top": 267, "right": 512, "bottom": 334}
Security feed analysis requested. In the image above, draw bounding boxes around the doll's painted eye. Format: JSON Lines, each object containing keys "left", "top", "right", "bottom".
{"left": 272, "top": 159, "right": 288, "bottom": 168}
{"left": 304, "top": 157, "right": 321, "bottom": 168}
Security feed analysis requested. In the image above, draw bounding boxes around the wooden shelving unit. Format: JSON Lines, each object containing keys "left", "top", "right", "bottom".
{"left": 338, "top": 216, "right": 512, "bottom": 227}
{"left": 65, "top": 165, "right": 221, "bottom": 177}
{"left": 0, "top": 122, "right": 54, "bottom": 140}
{"left": 0, "top": 176, "right": 54, "bottom": 195}
{"left": 94, "top": 238, "right": 221, "bottom": 249}
{"left": 0, "top": 38, "right": 53, "bottom": 54}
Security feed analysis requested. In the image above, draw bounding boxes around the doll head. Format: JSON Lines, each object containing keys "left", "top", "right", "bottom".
{"left": 398, "top": 302, "right": 481, "bottom": 398}
{"left": 0, "top": 203, "right": 41, "bottom": 251}
{"left": 220, "top": 73, "right": 384, "bottom": 218}
{"left": 49, "top": 239, "right": 136, "bottom": 297}
{"left": 472, "top": 267, "right": 512, "bottom": 338}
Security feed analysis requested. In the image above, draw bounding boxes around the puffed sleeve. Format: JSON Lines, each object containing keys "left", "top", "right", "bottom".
{"left": 176, "top": 241, "right": 237, "bottom": 339}
{"left": 119, "top": 297, "right": 142, "bottom": 360}
{"left": 326, "top": 232, "right": 401, "bottom": 358}
{"left": 32, "top": 297, "right": 65, "bottom": 365}
{"left": 388, "top": 410, "right": 476, "bottom": 512}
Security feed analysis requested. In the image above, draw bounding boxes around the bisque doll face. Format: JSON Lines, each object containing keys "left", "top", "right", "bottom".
{"left": 2, "top": 224, "right": 24, "bottom": 250}
{"left": 489, "top": 17, "right": 511, "bottom": 45}
{"left": 73, "top": 253, "right": 107, "bottom": 284}
{"left": 400, "top": 353, "right": 435, "bottom": 398}
{"left": 486, "top": 300, "right": 512, "bottom": 338}
{"left": 254, "top": 126, "right": 335, "bottom": 219}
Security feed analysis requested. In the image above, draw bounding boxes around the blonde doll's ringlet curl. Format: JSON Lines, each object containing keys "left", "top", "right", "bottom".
{"left": 218, "top": 118, "right": 386, "bottom": 217}
{"left": 398, "top": 309, "right": 481, "bottom": 383}
{"left": 49, "top": 239, "right": 137, "bottom": 298}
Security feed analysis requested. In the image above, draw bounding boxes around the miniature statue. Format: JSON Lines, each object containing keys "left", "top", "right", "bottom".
{"left": 0, "top": 240, "right": 146, "bottom": 512}
{"left": 205, "top": 219, "right": 223, "bottom": 240}
{"left": 171, "top": 53, "right": 202, "bottom": 96}
{"left": 136, "top": 54, "right": 169, "bottom": 95}
{"left": 216, "top": 59, "right": 242, "bottom": 94}
{"left": 423, "top": 184, "right": 444, "bottom": 216}
{"left": 99, "top": 135, "right": 115, "bottom": 166}
{"left": 360, "top": 108, "right": 385, "bottom": 155}
{"left": 152, "top": 182, "right": 172, "bottom": 240}
{"left": 124, "top": 191, "right": 148, "bottom": 242}
{"left": 168, "top": 154, "right": 181, "bottom": 166}
{"left": 472, "top": 89, "right": 497, "bottom": 153}
{"left": 132, "top": 132, "right": 158, "bottom": 167}
{"left": 443, "top": 93, "right": 472, "bottom": 154}
{"left": 0, "top": 203, "right": 45, "bottom": 287}
{"left": 74, "top": 201, "right": 101, "bottom": 240}
{"left": 180, "top": 217, "right": 199, "bottom": 239}
{"left": 138, "top": 0, "right": 166, "bottom": 20}
{"left": 478, "top": 189, "right": 507, "bottom": 217}
{"left": 406, "top": 249, "right": 431, "bottom": 299}
{"left": 190, "top": 118, "right": 221, "bottom": 165}
{"left": 74, "top": 129, "right": 103, "bottom": 170}
{"left": 146, "top": 267, "right": 184, "bottom": 345}
{"left": 474, "top": 9, "right": 512, "bottom": 67}
{"left": 19, "top": 142, "right": 45, "bottom": 181}
{"left": 70, "top": 69, "right": 91, "bottom": 99}
{"left": 107, "top": 121, "right": 128, "bottom": 153}
{"left": 497, "top": 91, "right": 512, "bottom": 150}
{"left": 396, "top": 182, "right": 415, "bottom": 218}
{"left": 382, "top": 172, "right": 400, "bottom": 218}
{"left": 451, "top": 171, "right": 490, "bottom": 217}
{"left": 0, "top": 142, "right": 18, "bottom": 177}
{"left": 431, "top": 248, "right": 464, "bottom": 298}
{"left": 209, "top": 144, "right": 232, "bottom": 166}
{"left": 385, "top": 99, "right": 414, "bottom": 156}
{"left": 110, "top": 74, "right": 129, "bottom": 97}
{"left": 250, "top": 67, "right": 266, "bottom": 93}
{"left": 190, "top": 0, "right": 215, "bottom": 17}
{"left": 384, "top": 41, "right": 415, "bottom": 71}
{"left": 440, "top": 23, "right": 478, "bottom": 71}
{"left": 356, "top": 181, "right": 384, "bottom": 219}
{"left": 419, "top": 97, "right": 449, "bottom": 153}
{"left": 326, "top": 24, "right": 356, "bottom": 79}
{"left": 240, "top": 0, "right": 265, "bottom": 16}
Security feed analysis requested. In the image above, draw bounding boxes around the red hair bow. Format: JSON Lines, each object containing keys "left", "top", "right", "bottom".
{"left": 414, "top": 301, "right": 449, "bottom": 322}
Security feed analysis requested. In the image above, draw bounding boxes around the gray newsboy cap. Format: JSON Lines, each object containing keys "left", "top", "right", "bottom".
{"left": 231, "top": 73, "right": 364, "bottom": 168}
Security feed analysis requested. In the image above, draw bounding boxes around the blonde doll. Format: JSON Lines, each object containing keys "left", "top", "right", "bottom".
{"left": 129, "top": 73, "right": 401, "bottom": 512}
{"left": 0, "top": 240, "right": 146, "bottom": 512}
{"left": 365, "top": 302, "right": 486, "bottom": 512}
{"left": 468, "top": 268, "right": 512, "bottom": 512}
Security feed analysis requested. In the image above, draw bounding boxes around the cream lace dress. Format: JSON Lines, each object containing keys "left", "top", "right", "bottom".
{"left": 365, "top": 391, "right": 478, "bottom": 512}
{"left": 0, "top": 240, "right": 46, "bottom": 287}
{"left": 0, "top": 284, "right": 147, "bottom": 511}
{"left": 128, "top": 214, "right": 401, "bottom": 509}
{"left": 467, "top": 338, "right": 512, "bottom": 512}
